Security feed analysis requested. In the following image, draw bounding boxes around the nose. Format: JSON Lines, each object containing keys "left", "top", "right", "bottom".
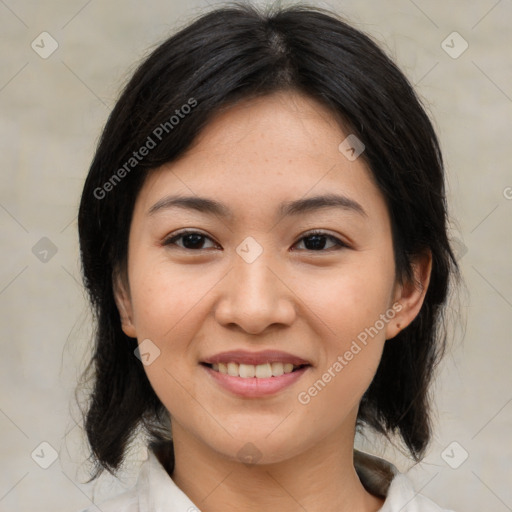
{"left": 214, "top": 250, "right": 297, "bottom": 335}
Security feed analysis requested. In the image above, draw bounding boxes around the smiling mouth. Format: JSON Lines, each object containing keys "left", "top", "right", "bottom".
{"left": 202, "top": 362, "right": 309, "bottom": 379}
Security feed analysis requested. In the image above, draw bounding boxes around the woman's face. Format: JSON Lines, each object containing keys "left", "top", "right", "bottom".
{"left": 115, "top": 91, "right": 429, "bottom": 465}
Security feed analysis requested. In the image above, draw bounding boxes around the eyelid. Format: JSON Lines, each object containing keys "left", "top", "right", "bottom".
{"left": 293, "top": 229, "right": 350, "bottom": 251}
{"left": 162, "top": 228, "right": 220, "bottom": 248}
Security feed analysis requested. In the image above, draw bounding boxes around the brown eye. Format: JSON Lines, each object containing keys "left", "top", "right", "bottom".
{"left": 163, "top": 229, "right": 348, "bottom": 252}
{"left": 163, "top": 230, "right": 218, "bottom": 250}
{"left": 293, "top": 230, "right": 348, "bottom": 251}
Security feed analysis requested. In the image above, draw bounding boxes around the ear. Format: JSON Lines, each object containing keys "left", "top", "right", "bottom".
{"left": 385, "top": 249, "right": 432, "bottom": 341}
{"left": 112, "top": 268, "right": 137, "bottom": 338}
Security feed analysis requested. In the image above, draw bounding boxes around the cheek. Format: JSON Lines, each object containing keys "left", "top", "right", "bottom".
{"left": 297, "top": 283, "right": 389, "bottom": 426}
{"left": 297, "top": 254, "right": 395, "bottom": 343}
{"left": 129, "top": 260, "right": 214, "bottom": 340}
{"left": 294, "top": 254, "right": 394, "bottom": 401}
{"left": 127, "top": 259, "right": 218, "bottom": 404}
{"left": 127, "top": 264, "right": 204, "bottom": 422}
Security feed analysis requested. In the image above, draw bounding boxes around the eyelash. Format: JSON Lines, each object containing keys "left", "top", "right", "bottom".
{"left": 162, "top": 229, "right": 349, "bottom": 252}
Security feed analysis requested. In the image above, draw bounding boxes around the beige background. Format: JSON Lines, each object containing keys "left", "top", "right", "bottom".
{"left": 1, "top": 0, "right": 511, "bottom": 510}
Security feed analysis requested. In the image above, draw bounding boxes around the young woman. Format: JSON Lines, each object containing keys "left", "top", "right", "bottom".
{"left": 76, "top": 3, "right": 460, "bottom": 511}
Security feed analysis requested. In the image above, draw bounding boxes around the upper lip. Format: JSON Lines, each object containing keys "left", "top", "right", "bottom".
{"left": 202, "top": 350, "right": 311, "bottom": 366}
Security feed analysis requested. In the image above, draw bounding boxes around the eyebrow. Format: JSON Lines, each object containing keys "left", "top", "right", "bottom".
{"left": 148, "top": 193, "right": 368, "bottom": 219}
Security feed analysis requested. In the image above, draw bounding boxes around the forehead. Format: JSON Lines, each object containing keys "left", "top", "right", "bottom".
{"left": 135, "top": 91, "right": 387, "bottom": 225}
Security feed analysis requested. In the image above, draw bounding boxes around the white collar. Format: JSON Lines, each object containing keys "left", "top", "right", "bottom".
{"left": 136, "top": 450, "right": 198, "bottom": 511}
{"left": 122, "top": 447, "right": 450, "bottom": 512}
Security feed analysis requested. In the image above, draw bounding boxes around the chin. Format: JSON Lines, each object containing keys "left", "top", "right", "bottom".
{"left": 201, "top": 427, "right": 311, "bottom": 467}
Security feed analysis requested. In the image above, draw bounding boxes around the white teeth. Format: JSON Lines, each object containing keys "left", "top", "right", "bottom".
{"left": 255, "top": 362, "right": 272, "bottom": 378}
{"left": 283, "top": 363, "right": 294, "bottom": 373}
{"left": 212, "top": 361, "right": 302, "bottom": 378}
{"left": 271, "top": 362, "right": 284, "bottom": 376}
{"left": 227, "top": 362, "right": 239, "bottom": 376}
{"left": 239, "top": 364, "right": 255, "bottom": 378}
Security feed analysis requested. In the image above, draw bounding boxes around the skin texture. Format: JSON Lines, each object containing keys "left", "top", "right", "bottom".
{"left": 114, "top": 91, "right": 432, "bottom": 512}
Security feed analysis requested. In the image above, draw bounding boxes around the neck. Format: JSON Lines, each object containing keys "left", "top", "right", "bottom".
{"left": 169, "top": 422, "right": 384, "bottom": 512}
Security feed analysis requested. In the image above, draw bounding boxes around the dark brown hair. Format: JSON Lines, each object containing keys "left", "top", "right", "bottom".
{"left": 77, "top": 2, "right": 461, "bottom": 479}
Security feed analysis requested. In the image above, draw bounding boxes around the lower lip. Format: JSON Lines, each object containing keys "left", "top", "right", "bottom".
{"left": 202, "top": 364, "right": 310, "bottom": 397}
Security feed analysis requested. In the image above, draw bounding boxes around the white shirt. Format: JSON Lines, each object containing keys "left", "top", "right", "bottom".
{"left": 78, "top": 446, "right": 455, "bottom": 512}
